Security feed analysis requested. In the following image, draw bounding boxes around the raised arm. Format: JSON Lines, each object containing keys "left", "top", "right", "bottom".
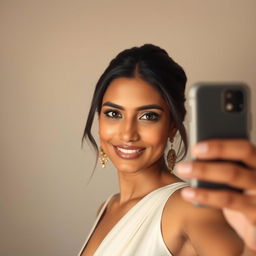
{"left": 182, "top": 199, "right": 244, "bottom": 255}
{"left": 177, "top": 139, "right": 256, "bottom": 252}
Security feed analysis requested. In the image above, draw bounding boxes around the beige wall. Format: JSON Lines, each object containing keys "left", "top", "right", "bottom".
{"left": 1, "top": 0, "right": 256, "bottom": 255}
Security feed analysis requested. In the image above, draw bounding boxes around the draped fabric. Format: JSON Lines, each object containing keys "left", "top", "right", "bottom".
{"left": 78, "top": 182, "right": 188, "bottom": 256}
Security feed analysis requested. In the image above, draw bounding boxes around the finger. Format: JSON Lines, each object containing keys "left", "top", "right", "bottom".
{"left": 192, "top": 139, "right": 256, "bottom": 168}
{"left": 176, "top": 161, "right": 256, "bottom": 190}
{"left": 181, "top": 187, "right": 256, "bottom": 219}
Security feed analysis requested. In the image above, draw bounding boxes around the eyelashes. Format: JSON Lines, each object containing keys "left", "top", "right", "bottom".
{"left": 103, "top": 110, "right": 122, "bottom": 119}
{"left": 103, "top": 109, "right": 161, "bottom": 121}
{"left": 139, "top": 112, "right": 160, "bottom": 121}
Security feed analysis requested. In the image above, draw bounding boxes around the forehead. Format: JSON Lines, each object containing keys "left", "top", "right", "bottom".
{"left": 102, "top": 77, "right": 168, "bottom": 108}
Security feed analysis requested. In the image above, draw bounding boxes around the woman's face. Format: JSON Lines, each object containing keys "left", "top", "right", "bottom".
{"left": 99, "top": 77, "right": 175, "bottom": 173}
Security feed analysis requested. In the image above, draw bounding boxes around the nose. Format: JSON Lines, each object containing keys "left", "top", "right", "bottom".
{"left": 120, "top": 117, "right": 140, "bottom": 143}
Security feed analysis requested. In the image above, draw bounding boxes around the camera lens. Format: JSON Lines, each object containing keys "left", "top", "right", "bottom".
{"left": 226, "top": 103, "right": 234, "bottom": 111}
{"left": 224, "top": 90, "right": 244, "bottom": 112}
{"left": 226, "top": 92, "right": 233, "bottom": 99}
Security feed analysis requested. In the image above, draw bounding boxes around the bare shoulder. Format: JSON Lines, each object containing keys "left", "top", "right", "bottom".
{"left": 162, "top": 188, "right": 244, "bottom": 256}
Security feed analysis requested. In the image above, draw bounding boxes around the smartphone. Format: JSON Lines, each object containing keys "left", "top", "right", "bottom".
{"left": 188, "top": 82, "right": 251, "bottom": 192}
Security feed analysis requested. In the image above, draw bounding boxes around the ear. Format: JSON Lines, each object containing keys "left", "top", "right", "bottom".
{"left": 168, "top": 126, "right": 177, "bottom": 139}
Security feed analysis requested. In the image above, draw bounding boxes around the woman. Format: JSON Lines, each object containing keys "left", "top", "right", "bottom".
{"left": 79, "top": 44, "right": 249, "bottom": 255}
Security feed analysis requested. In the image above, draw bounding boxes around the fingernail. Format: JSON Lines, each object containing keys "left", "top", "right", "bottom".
{"left": 181, "top": 188, "right": 196, "bottom": 199}
{"left": 193, "top": 143, "right": 209, "bottom": 155}
{"left": 176, "top": 163, "right": 192, "bottom": 176}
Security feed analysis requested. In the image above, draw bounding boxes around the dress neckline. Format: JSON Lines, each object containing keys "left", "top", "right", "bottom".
{"left": 79, "top": 181, "right": 186, "bottom": 256}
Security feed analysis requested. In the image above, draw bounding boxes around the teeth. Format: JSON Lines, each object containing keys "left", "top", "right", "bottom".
{"left": 116, "top": 147, "right": 141, "bottom": 154}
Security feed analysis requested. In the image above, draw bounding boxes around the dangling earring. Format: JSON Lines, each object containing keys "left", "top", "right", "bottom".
{"left": 167, "top": 138, "right": 177, "bottom": 173}
{"left": 99, "top": 148, "right": 108, "bottom": 168}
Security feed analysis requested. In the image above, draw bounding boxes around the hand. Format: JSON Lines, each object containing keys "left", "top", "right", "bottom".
{"left": 176, "top": 139, "right": 256, "bottom": 251}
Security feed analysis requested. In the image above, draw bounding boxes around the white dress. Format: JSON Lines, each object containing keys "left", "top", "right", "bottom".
{"left": 78, "top": 182, "right": 188, "bottom": 256}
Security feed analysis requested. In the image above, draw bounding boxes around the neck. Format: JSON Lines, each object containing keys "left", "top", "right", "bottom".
{"left": 116, "top": 160, "right": 175, "bottom": 203}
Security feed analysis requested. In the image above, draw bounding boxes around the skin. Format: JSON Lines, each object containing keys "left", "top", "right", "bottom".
{"left": 176, "top": 139, "right": 256, "bottom": 254}
{"left": 98, "top": 77, "right": 174, "bottom": 179}
{"left": 81, "top": 77, "right": 243, "bottom": 256}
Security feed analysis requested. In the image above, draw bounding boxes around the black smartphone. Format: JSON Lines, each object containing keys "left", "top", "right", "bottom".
{"left": 188, "top": 82, "right": 251, "bottom": 192}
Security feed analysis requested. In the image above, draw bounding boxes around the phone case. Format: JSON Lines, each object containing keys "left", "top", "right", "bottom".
{"left": 188, "top": 82, "right": 251, "bottom": 192}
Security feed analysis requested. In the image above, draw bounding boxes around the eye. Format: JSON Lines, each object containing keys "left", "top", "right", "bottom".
{"left": 103, "top": 110, "right": 122, "bottom": 119}
{"left": 139, "top": 112, "right": 160, "bottom": 121}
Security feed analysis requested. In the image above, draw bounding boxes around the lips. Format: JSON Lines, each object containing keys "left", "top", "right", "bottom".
{"left": 113, "top": 145, "right": 145, "bottom": 159}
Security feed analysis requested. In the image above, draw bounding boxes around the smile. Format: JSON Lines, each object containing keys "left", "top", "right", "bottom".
{"left": 117, "top": 147, "right": 141, "bottom": 153}
{"left": 113, "top": 145, "right": 145, "bottom": 159}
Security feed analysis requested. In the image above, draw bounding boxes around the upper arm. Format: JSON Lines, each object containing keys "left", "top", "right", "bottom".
{"left": 184, "top": 205, "right": 244, "bottom": 256}
{"left": 242, "top": 246, "right": 256, "bottom": 256}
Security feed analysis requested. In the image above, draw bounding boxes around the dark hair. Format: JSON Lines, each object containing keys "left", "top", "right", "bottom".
{"left": 82, "top": 44, "right": 188, "bottom": 167}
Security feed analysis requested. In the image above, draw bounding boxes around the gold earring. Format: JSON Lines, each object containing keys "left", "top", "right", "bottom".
{"left": 99, "top": 148, "right": 108, "bottom": 168}
{"left": 167, "top": 138, "right": 176, "bottom": 173}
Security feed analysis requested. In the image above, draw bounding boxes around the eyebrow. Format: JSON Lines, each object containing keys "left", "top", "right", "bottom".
{"left": 102, "top": 102, "right": 164, "bottom": 111}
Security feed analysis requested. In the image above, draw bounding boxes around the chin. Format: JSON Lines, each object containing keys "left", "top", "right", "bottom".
{"left": 113, "top": 162, "right": 145, "bottom": 174}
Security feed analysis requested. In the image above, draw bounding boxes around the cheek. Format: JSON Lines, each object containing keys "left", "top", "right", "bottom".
{"left": 99, "top": 118, "right": 117, "bottom": 141}
{"left": 141, "top": 125, "right": 169, "bottom": 147}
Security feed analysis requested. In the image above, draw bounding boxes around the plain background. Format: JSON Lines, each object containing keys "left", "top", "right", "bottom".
{"left": 1, "top": 0, "right": 256, "bottom": 255}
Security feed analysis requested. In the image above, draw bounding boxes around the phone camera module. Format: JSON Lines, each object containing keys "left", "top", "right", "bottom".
{"left": 224, "top": 90, "right": 244, "bottom": 112}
